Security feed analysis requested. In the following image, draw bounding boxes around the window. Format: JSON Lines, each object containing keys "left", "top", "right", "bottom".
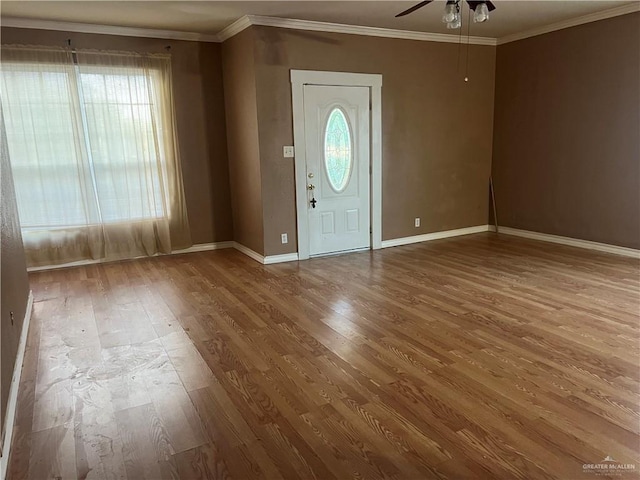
{"left": 79, "top": 68, "right": 166, "bottom": 224}
{"left": 323, "top": 107, "right": 353, "bottom": 193}
{"left": 1, "top": 46, "right": 191, "bottom": 266}
{"left": 3, "top": 67, "right": 90, "bottom": 228}
{"left": 2, "top": 60, "right": 167, "bottom": 229}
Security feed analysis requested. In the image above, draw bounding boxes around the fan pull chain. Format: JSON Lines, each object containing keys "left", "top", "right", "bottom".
{"left": 456, "top": 2, "right": 464, "bottom": 76}
{"left": 464, "top": 6, "right": 471, "bottom": 82}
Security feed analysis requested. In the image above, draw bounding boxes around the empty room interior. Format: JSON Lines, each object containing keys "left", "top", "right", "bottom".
{"left": 1, "top": 1, "right": 639, "bottom": 479}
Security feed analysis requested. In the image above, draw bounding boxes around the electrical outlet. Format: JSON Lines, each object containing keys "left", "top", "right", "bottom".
{"left": 283, "top": 146, "right": 295, "bottom": 158}
{"left": 414, "top": 218, "right": 421, "bottom": 228}
{"left": 281, "top": 233, "right": 288, "bottom": 244}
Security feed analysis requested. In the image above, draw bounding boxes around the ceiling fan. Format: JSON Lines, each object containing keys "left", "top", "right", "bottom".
{"left": 396, "top": 0, "right": 496, "bottom": 28}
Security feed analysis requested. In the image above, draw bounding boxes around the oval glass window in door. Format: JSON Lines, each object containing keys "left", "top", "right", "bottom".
{"left": 324, "top": 107, "right": 353, "bottom": 192}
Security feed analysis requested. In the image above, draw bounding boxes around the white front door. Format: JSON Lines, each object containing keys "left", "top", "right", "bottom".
{"left": 303, "top": 85, "right": 370, "bottom": 256}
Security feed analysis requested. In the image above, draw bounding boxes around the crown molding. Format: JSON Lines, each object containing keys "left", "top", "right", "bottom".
{"left": 245, "top": 15, "right": 497, "bottom": 46}
{"left": 4, "top": 2, "right": 638, "bottom": 48}
{"left": 216, "top": 15, "right": 252, "bottom": 42}
{"left": 1, "top": 13, "right": 495, "bottom": 46}
{"left": 497, "top": 3, "right": 640, "bottom": 45}
{"left": 0, "top": 16, "right": 220, "bottom": 43}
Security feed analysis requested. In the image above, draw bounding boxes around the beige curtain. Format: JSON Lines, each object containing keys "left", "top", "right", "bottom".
{"left": 0, "top": 46, "right": 191, "bottom": 267}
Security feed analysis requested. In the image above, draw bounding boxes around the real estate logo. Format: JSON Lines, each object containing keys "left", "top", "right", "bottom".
{"left": 583, "top": 456, "right": 637, "bottom": 477}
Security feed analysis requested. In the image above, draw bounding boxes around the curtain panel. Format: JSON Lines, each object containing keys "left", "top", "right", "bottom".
{"left": 0, "top": 46, "right": 191, "bottom": 267}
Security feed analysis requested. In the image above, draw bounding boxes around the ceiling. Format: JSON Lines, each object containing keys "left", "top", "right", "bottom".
{"left": 1, "top": 1, "right": 636, "bottom": 40}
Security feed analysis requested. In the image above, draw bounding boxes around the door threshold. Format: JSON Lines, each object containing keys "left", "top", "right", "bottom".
{"left": 310, "top": 247, "right": 370, "bottom": 259}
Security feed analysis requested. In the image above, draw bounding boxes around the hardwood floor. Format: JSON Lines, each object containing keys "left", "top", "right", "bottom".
{"left": 7, "top": 233, "right": 640, "bottom": 480}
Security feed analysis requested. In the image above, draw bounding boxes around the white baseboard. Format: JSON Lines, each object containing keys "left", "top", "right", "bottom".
{"left": 232, "top": 242, "right": 265, "bottom": 264}
{"left": 1, "top": 290, "right": 34, "bottom": 480}
{"left": 26, "top": 240, "right": 297, "bottom": 271}
{"left": 264, "top": 252, "right": 299, "bottom": 265}
{"left": 494, "top": 226, "right": 640, "bottom": 259}
{"left": 232, "top": 242, "right": 299, "bottom": 265}
{"left": 27, "top": 257, "right": 103, "bottom": 272}
{"left": 173, "top": 241, "right": 234, "bottom": 254}
{"left": 27, "top": 241, "right": 235, "bottom": 272}
{"left": 381, "top": 225, "right": 490, "bottom": 248}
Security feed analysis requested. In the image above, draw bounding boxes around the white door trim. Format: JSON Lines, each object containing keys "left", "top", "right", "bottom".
{"left": 291, "top": 69, "right": 382, "bottom": 261}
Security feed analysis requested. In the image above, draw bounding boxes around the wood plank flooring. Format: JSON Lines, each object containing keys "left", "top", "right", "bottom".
{"left": 7, "top": 233, "right": 640, "bottom": 480}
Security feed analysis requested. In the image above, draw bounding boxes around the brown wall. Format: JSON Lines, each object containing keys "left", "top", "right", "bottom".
{"left": 1, "top": 108, "right": 30, "bottom": 434}
{"left": 251, "top": 26, "right": 496, "bottom": 256}
{"left": 1, "top": 27, "right": 233, "bottom": 245}
{"left": 221, "top": 29, "right": 265, "bottom": 255}
{"left": 492, "top": 13, "right": 640, "bottom": 249}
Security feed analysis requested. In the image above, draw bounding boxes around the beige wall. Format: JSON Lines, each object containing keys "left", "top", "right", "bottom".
{"left": 1, "top": 27, "right": 233, "bottom": 245}
{"left": 7, "top": 14, "right": 634, "bottom": 262}
{"left": 492, "top": 13, "right": 640, "bottom": 249}
{"left": 1, "top": 108, "right": 30, "bottom": 434}
{"left": 251, "top": 26, "right": 496, "bottom": 256}
{"left": 221, "top": 29, "right": 265, "bottom": 255}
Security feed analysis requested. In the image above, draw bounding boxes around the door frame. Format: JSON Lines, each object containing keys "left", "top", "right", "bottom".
{"left": 291, "top": 69, "right": 382, "bottom": 261}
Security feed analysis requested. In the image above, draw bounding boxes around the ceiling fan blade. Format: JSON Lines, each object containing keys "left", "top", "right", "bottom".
{"left": 395, "top": 1, "right": 433, "bottom": 18}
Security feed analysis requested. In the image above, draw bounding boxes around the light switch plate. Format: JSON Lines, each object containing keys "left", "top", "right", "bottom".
{"left": 283, "top": 146, "right": 295, "bottom": 158}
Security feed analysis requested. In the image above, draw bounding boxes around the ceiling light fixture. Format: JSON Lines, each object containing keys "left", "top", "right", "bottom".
{"left": 394, "top": 0, "right": 495, "bottom": 81}
{"left": 442, "top": 1, "right": 461, "bottom": 29}
{"left": 473, "top": 2, "right": 490, "bottom": 23}
{"left": 440, "top": 0, "right": 491, "bottom": 29}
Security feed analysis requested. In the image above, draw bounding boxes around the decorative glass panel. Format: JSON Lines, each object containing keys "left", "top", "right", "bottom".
{"left": 324, "top": 108, "right": 352, "bottom": 192}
